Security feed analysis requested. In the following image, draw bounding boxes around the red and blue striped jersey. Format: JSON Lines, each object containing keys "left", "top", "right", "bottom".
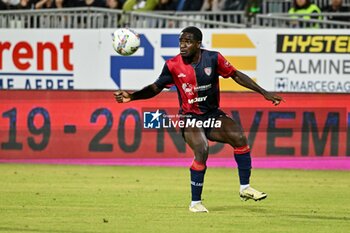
{"left": 154, "top": 49, "right": 237, "bottom": 114}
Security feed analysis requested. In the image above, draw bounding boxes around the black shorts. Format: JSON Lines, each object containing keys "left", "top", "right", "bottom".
{"left": 180, "top": 108, "right": 227, "bottom": 138}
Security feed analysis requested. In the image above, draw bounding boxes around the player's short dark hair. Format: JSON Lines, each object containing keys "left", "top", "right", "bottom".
{"left": 181, "top": 26, "right": 203, "bottom": 42}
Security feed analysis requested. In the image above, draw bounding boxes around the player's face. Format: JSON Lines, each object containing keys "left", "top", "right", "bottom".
{"left": 179, "top": 32, "right": 201, "bottom": 58}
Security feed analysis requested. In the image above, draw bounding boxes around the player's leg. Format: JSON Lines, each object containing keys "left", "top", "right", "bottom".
{"left": 207, "top": 115, "right": 267, "bottom": 201}
{"left": 207, "top": 115, "right": 251, "bottom": 188}
{"left": 183, "top": 126, "right": 209, "bottom": 212}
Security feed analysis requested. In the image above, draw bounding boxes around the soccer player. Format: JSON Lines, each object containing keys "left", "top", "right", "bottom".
{"left": 114, "top": 26, "right": 284, "bottom": 213}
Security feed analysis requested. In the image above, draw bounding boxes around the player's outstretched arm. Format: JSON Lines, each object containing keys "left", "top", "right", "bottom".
{"left": 232, "top": 70, "right": 285, "bottom": 106}
{"left": 114, "top": 83, "right": 163, "bottom": 103}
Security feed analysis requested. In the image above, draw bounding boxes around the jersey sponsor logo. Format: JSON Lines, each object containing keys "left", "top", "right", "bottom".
{"left": 194, "top": 84, "right": 212, "bottom": 92}
{"left": 177, "top": 73, "right": 186, "bottom": 78}
{"left": 188, "top": 96, "right": 208, "bottom": 104}
{"left": 204, "top": 67, "right": 212, "bottom": 76}
{"left": 182, "top": 83, "right": 194, "bottom": 95}
{"left": 181, "top": 84, "right": 212, "bottom": 95}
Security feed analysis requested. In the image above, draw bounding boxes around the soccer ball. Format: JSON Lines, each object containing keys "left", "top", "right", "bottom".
{"left": 112, "top": 28, "right": 140, "bottom": 56}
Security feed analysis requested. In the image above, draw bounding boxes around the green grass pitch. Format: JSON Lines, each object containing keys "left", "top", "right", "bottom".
{"left": 0, "top": 164, "right": 349, "bottom": 233}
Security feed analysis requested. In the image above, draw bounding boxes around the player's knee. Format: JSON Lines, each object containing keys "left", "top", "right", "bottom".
{"left": 192, "top": 139, "right": 208, "bottom": 152}
{"left": 201, "top": 146, "right": 209, "bottom": 157}
{"left": 229, "top": 132, "right": 247, "bottom": 146}
{"left": 194, "top": 144, "right": 209, "bottom": 156}
{"left": 193, "top": 143, "right": 209, "bottom": 163}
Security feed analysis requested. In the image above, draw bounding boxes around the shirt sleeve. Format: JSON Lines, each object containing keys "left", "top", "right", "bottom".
{"left": 217, "top": 52, "right": 237, "bottom": 78}
{"left": 154, "top": 63, "right": 174, "bottom": 89}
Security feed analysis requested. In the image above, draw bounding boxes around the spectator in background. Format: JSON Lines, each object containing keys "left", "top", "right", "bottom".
{"left": 177, "top": 0, "right": 203, "bottom": 11}
{"left": 7, "top": 0, "right": 33, "bottom": 27}
{"left": 69, "top": 0, "right": 82, "bottom": 6}
{"left": 322, "top": 0, "right": 349, "bottom": 22}
{"left": 288, "top": 0, "right": 322, "bottom": 28}
{"left": 121, "top": 0, "right": 158, "bottom": 27}
{"left": 81, "top": 0, "right": 105, "bottom": 7}
{"left": 3, "top": 0, "right": 24, "bottom": 9}
{"left": 154, "top": 0, "right": 177, "bottom": 28}
{"left": 104, "top": 0, "right": 123, "bottom": 28}
{"left": 13, "top": 0, "right": 33, "bottom": 9}
{"left": 55, "top": 0, "right": 72, "bottom": 8}
{"left": 245, "top": 0, "right": 261, "bottom": 25}
{"left": 2, "top": 0, "right": 34, "bottom": 10}
{"left": 200, "top": 0, "right": 225, "bottom": 27}
{"left": 200, "top": 0, "right": 225, "bottom": 11}
{"left": 122, "top": 0, "right": 158, "bottom": 11}
{"left": 35, "top": 0, "right": 55, "bottom": 9}
{"left": 34, "top": 0, "right": 71, "bottom": 8}
{"left": 55, "top": 0, "right": 64, "bottom": 7}
{"left": 245, "top": 0, "right": 261, "bottom": 16}
{"left": 71, "top": 0, "right": 105, "bottom": 7}
{"left": 155, "top": 0, "right": 177, "bottom": 11}
{"left": 0, "top": 0, "right": 8, "bottom": 10}
{"left": 222, "top": 0, "right": 246, "bottom": 11}
{"left": 105, "top": 0, "right": 123, "bottom": 9}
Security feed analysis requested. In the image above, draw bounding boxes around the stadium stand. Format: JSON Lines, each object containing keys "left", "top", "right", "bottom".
{"left": 261, "top": 0, "right": 350, "bottom": 13}
{"left": 0, "top": 0, "right": 349, "bottom": 28}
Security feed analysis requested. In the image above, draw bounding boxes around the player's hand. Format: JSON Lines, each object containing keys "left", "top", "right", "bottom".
{"left": 114, "top": 90, "right": 132, "bottom": 103}
{"left": 263, "top": 92, "right": 285, "bottom": 106}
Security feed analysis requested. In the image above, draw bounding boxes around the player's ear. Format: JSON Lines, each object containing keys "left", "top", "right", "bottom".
{"left": 197, "top": 41, "right": 201, "bottom": 48}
